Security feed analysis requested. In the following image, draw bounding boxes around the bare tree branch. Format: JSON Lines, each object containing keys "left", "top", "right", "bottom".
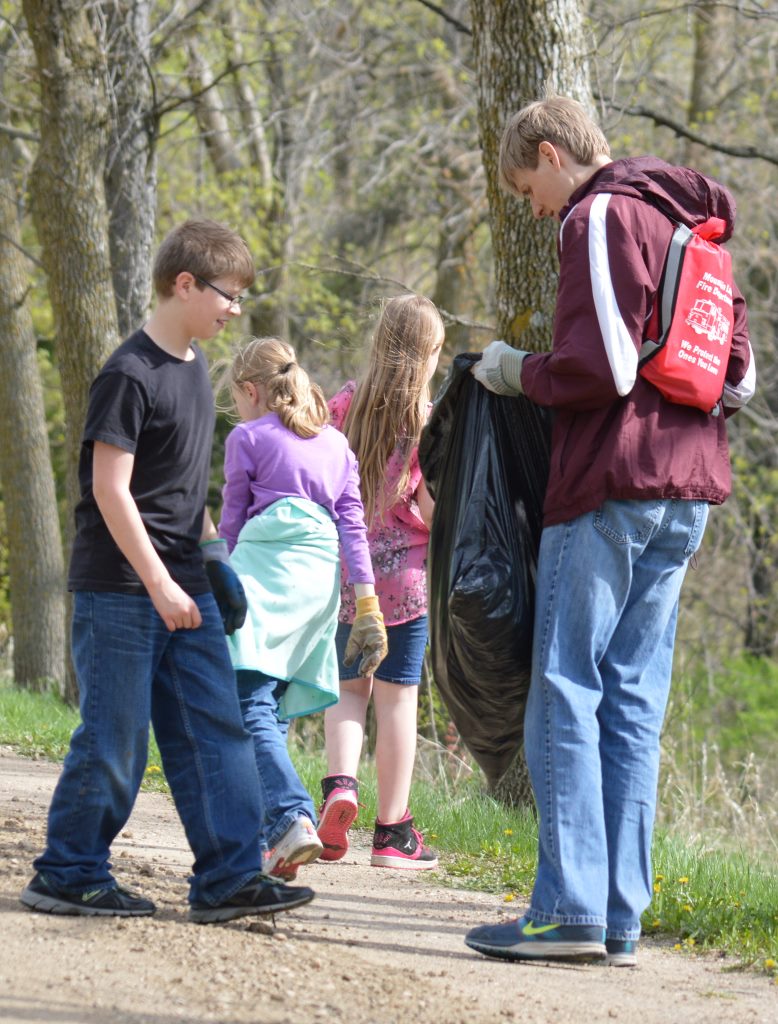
{"left": 0, "top": 122, "right": 38, "bottom": 142}
{"left": 602, "top": 98, "right": 778, "bottom": 167}
{"left": 600, "top": 2, "right": 778, "bottom": 28}
{"left": 414, "top": 0, "right": 472, "bottom": 34}
{"left": 0, "top": 229, "right": 44, "bottom": 269}
{"left": 291, "top": 258, "right": 494, "bottom": 331}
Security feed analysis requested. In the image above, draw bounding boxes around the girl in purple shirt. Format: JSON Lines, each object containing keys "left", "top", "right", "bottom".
{"left": 319, "top": 294, "right": 445, "bottom": 870}
{"left": 217, "top": 337, "right": 386, "bottom": 883}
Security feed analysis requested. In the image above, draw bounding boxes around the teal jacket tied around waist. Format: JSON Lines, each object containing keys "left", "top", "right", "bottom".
{"left": 226, "top": 497, "right": 340, "bottom": 719}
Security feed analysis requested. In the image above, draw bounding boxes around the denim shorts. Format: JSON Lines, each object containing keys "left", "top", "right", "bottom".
{"left": 335, "top": 614, "right": 428, "bottom": 685}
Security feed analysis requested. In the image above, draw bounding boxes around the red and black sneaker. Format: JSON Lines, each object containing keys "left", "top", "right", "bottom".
{"left": 317, "top": 774, "right": 359, "bottom": 862}
{"left": 370, "top": 811, "right": 438, "bottom": 870}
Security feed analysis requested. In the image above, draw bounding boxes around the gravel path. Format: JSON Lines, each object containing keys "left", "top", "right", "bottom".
{"left": 1, "top": 749, "right": 775, "bottom": 1024}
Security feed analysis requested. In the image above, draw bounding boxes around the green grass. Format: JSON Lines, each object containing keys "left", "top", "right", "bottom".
{"left": 0, "top": 682, "right": 168, "bottom": 792}
{"left": 1, "top": 680, "right": 776, "bottom": 977}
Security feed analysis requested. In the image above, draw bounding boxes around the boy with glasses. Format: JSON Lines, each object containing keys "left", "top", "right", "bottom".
{"left": 20, "top": 219, "right": 315, "bottom": 924}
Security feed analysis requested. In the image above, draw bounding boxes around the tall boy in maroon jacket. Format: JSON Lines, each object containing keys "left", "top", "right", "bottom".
{"left": 466, "top": 96, "right": 755, "bottom": 965}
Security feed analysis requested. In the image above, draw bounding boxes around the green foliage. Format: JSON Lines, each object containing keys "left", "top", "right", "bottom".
{"left": 666, "top": 654, "right": 778, "bottom": 767}
{"left": 649, "top": 831, "right": 778, "bottom": 972}
{"left": 0, "top": 681, "right": 166, "bottom": 791}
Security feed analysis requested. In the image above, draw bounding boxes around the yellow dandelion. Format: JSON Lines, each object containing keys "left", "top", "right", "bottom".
{"left": 655, "top": 874, "right": 664, "bottom": 881}
{"left": 504, "top": 893, "right": 515, "bottom": 903}
{"left": 685, "top": 937, "right": 696, "bottom": 947}
{"left": 677, "top": 876, "right": 689, "bottom": 884}
{"left": 765, "top": 959, "right": 776, "bottom": 969}
{"left": 683, "top": 904, "right": 693, "bottom": 912}
{"left": 673, "top": 943, "right": 681, "bottom": 950}
{"left": 651, "top": 918, "right": 660, "bottom": 928}
{"left": 503, "top": 829, "right": 514, "bottom": 836}
{"left": 653, "top": 882, "right": 662, "bottom": 893}
{"left": 145, "top": 765, "right": 162, "bottom": 774}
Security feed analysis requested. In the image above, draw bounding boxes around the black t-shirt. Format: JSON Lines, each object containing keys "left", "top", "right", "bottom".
{"left": 68, "top": 330, "right": 214, "bottom": 596}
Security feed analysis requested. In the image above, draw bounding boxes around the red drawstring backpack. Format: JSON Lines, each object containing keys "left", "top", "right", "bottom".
{"left": 639, "top": 217, "right": 734, "bottom": 415}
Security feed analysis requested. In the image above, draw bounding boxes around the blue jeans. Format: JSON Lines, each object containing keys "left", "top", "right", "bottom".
{"left": 335, "top": 615, "right": 429, "bottom": 684}
{"left": 235, "top": 670, "right": 316, "bottom": 850}
{"left": 34, "top": 591, "right": 264, "bottom": 906}
{"left": 524, "top": 498, "right": 709, "bottom": 940}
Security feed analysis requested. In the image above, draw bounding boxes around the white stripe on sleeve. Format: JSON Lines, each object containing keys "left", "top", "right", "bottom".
{"left": 722, "top": 341, "right": 756, "bottom": 408}
{"left": 588, "top": 193, "right": 638, "bottom": 397}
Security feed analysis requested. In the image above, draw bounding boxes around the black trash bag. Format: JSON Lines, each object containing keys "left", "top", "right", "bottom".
{"left": 419, "top": 353, "right": 551, "bottom": 787}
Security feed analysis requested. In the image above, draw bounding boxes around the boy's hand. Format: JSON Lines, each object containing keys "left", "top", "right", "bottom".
{"left": 344, "top": 595, "right": 388, "bottom": 677}
{"left": 200, "top": 539, "right": 248, "bottom": 635}
{"left": 149, "top": 578, "right": 202, "bottom": 632}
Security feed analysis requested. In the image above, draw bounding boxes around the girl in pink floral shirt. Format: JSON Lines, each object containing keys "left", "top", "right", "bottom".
{"left": 318, "top": 294, "right": 445, "bottom": 870}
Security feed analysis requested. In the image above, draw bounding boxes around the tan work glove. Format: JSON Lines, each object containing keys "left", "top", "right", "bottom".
{"left": 344, "top": 595, "right": 388, "bottom": 677}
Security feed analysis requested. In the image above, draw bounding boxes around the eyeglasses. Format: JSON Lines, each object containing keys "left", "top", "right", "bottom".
{"left": 193, "top": 275, "right": 246, "bottom": 308}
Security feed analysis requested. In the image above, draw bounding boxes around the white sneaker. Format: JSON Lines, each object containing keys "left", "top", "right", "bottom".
{"left": 264, "top": 817, "right": 323, "bottom": 881}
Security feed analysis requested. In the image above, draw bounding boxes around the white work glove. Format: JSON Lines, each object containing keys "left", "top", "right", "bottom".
{"left": 471, "top": 340, "right": 528, "bottom": 395}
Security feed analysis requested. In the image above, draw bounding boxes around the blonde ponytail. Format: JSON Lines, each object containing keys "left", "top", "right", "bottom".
{"left": 226, "top": 337, "right": 328, "bottom": 438}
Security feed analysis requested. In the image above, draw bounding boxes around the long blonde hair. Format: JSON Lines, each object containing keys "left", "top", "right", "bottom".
{"left": 225, "top": 336, "right": 328, "bottom": 438}
{"left": 343, "top": 294, "right": 444, "bottom": 525}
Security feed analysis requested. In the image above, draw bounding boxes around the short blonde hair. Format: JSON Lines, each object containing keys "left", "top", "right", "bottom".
{"left": 499, "top": 96, "right": 610, "bottom": 195}
{"left": 224, "top": 336, "right": 328, "bottom": 439}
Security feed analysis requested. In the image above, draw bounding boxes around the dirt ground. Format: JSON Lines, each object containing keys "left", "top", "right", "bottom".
{"left": 1, "top": 749, "right": 776, "bottom": 1024}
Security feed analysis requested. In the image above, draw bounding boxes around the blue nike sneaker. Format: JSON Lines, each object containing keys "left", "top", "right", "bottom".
{"left": 605, "top": 938, "right": 638, "bottom": 966}
{"left": 465, "top": 915, "right": 606, "bottom": 962}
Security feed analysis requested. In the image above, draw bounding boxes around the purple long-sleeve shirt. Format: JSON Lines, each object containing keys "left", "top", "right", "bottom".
{"left": 218, "top": 412, "right": 374, "bottom": 584}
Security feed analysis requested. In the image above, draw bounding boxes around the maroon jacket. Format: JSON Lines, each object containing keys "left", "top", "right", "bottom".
{"left": 520, "top": 156, "right": 755, "bottom": 527}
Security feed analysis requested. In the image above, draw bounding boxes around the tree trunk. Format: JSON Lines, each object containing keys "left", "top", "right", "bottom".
{"left": 104, "top": 0, "right": 158, "bottom": 337}
{"left": 186, "top": 41, "right": 243, "bottom": 175}
{"left": 0, "top": 136, "right": 66, "bottom": 692}
{"left": 248, "top": 0, "right": 292, "bottom": 341}
{"left": 469, "top": 0, "right": 592, "bottom": 805}
{"left": 684, "top": 1, "right": 725, "bottom": 170}
{"left": 470, "top": 0, "right": 592, "bottom": 350}
{"left": 223, "top": 7, "right": 274, "bottom": 188}
{"left": 23, "top": 0, "right": 120, "bottom": 703}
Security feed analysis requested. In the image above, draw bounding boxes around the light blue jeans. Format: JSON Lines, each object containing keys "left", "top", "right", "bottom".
{"left": 235, "top": 670, "right": 317, "bottom": 851}
{"left": 524, "top": 498, "right": 709, "bottom": 940}
{"left": 35, "top": 591, "right": 265, "bottom": 906}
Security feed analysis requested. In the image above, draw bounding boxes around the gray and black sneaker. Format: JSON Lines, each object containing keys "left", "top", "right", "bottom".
{"left": 20, "top": 872, "right": 156, "bottom": 917}
{"left": 189, "top": 873, "right": 315, "bottom": 924}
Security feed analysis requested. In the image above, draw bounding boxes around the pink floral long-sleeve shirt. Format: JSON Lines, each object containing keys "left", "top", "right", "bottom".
{"left": 329, "top": 382, "right": 430, "bottom": 627}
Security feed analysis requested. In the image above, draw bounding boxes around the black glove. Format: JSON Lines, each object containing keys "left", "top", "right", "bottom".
{"left": 200, "top": 540, "right": 247, "bottom": 636}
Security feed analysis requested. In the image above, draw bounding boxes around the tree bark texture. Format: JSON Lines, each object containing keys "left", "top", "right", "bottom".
{"left": 0, "top": 137, "right": 66, "bottom": 691}
{"left": 23, "top": 0, "right": 120, "bottom": 703}
{"left": 469, "top": 0, "right": 592, "bottom": 351}
{"left": 22, "top": 0, "right": 120, "bottom": 525}
{"left": 469, "top": 0, "right": 593, "bottom": 805}
{"left": 104, "top": 0, "right": 158, "bottom": 337}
